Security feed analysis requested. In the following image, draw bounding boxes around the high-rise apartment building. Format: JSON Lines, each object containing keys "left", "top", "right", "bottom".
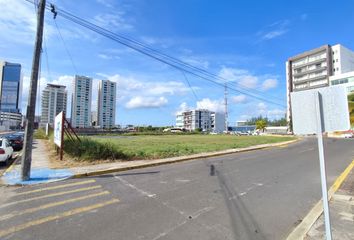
{"left": 286, "top": 44, "right": 354, "bottom": 124}
{"left": 0, "top": 61, "right": 22, "bottom": 113}
{"left": 71, "top": 75, "right": 92, "bottom": 128}
{"left": 41, "top": 84, "right": 67, "bottom": 126}
{"left": 0, "top": 61, "right": 22, "bottom": 130}
{"left": 97, "top": 80, "right": 116, "bottom": 128}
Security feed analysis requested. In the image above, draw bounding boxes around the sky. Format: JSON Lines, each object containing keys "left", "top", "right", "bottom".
{"left": 1, "top": 0, "right": 354, "bottom": 126}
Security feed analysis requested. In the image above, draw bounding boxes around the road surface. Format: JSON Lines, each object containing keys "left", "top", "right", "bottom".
{"left": 0, "top": 137, "right": 353, "bottom": 240}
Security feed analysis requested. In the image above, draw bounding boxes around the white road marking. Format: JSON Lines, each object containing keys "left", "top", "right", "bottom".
{"left": 114, "top": 176, "right": 156, "bottom": 198}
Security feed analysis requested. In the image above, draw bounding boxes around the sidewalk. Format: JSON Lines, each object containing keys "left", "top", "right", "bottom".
{"left": 305, "top": 167, "right": 354, "bottom": 240}
{"left": 1, "top": 138, "right": 298, "bottom": 185}
{"left": 0, "top": 140, "right": 73, "bottom": 185}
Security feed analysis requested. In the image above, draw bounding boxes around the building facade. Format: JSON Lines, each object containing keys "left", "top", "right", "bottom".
{"left": 0, "top": 61, "right": 22, "bottom": 130}
{"left": 41, "top": 84, "right": 67, "bottom": 126}
{"left": 71, "top": 75, "right": 92, "bottom": 128}
{"left": 176, "top": 109, "right": 225, "bottom": 133}
{"left": 97, "top": 80, "right": 116, "bottom": 129}
{"left": 286, "top": 44, "right": 354, "bottom": 125}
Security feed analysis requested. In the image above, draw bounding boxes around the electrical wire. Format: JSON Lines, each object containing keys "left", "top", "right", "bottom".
{"left": 181, "top": 71, "right": 199, "bottom": 102}
{"left": 23, "top": 0, "right": 286, "bottom": 108}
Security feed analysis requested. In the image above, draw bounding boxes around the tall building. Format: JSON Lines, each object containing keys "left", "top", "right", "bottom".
{"left": 176, "top": 109, "right": 225, "bottom": 133}
{"left": 97, "top": 80, "right": 116, "bottom": 128}
{"left": 71, "top": 75, "right": 92, "bottom": 128}
{"left": 0, "top": 61, "right": 22, "bottom": 130}
{"left": 41, "top": 84, "right": 67, "bottom": 126}
{"left": 0, "top": 61, "right": 22, "bottom": 113}
{"left": 286, "top": 44, "right": 354, "bottom": 124}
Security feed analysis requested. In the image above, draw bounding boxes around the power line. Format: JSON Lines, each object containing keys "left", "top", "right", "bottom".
{"left": 23, "top": 0, "right": 286, "bottom": 108}
{"left": 53, "top": 19, "right": 78, "bottom": 74}
{"left": 181, "top": 70, "right": 199, "bottom": 102}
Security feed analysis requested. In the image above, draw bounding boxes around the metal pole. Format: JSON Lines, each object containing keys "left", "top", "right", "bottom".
{"left": 21, "top": 0, "right": 46, "bottom": 181}
{"left": 314, "top": 91, "right": 332, "bottom": 240}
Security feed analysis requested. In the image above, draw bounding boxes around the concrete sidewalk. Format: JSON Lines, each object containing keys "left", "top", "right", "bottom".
{"left": 0, "top": 140, "right": 73, "bottom": 185}
{"left": 305, "top": 167, "right": 354, "bottom": 240}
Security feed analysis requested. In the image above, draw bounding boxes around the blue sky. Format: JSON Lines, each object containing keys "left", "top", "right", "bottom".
{"left": 1, "top": 0, "right": 354, "bottom": 126}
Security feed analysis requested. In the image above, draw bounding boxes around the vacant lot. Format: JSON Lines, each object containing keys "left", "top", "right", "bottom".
{"left": 87, "top": 135, "right": 295, "bottom": 160}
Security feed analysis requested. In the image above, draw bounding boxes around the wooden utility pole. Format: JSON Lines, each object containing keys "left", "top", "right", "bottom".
{"left": 21, "top": 0, "right": 46, "bottom": 181}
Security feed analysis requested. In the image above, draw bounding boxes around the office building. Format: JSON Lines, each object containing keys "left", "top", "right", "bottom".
{"left": 286, "top": 44, "right": 354, "bottom": 124}
{"left": 176, "top": 109, "right": 225, "bottom": 133}
{"left": 71, "top": 75, "right": 92, "bottom": 128}
{"left": 97, "top": 80, "right": 116, "bottom": 128}
{"left": 41, "top": 84, "right": 67, "bottom": 126}
{"left": 0, "top": 61, "right": 22, "bottom": 130}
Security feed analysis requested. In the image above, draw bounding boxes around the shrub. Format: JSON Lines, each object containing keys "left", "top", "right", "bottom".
{"left": 63, "top": 138, "right": 128, "bottom": 161}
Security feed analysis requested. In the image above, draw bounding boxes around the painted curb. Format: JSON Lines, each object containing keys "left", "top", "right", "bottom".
{"left": 286, "top": 158, "right": 354, "bottom": 240}
{"left": 1, "top": 153, "right": 21, "bottom": 177}
{"left": 71, "top": 138, "right": 299, "bottom": 179}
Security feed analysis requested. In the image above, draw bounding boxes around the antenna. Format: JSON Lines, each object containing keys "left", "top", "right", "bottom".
{"left": 224, "top": 82, "right": 228, "bottom": 133}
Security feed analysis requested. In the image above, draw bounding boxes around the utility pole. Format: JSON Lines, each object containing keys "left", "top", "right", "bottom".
{"left": 21, "top": 0, "right": 46, "bottom": 181}
{"left": 224, "top": 82, "right": 228, "bottom": 133}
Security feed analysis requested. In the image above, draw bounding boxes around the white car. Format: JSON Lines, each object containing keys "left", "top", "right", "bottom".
{"left": 0, "top": 138, "right": 14, "bottom": 165}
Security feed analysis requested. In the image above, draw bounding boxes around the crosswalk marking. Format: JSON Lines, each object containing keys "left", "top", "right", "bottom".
{"left": 0, "top": 198, "right": 119, "bottom": 238}
{"left": 15, "top": 180, "right": 96, "bottom": 196}
{"left": 0, "top": 191, "right": 111, "bottom": 222}
{"left": 0, "top": 185, "right": 102, "bottom": 209}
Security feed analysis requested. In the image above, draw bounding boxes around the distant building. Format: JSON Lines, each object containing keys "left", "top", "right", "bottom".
{"left": 286, "top": 44, "right": 354, "bottom": 125}
{"left": 71, "top": 75, "right": 92, "bottom": 128}
{"left": 0, "top": 61, "right": 22, "bottom": 130}
{"left": 97, "top": 80, "right": 116, "bottom": 129}
{"left": 91, "top": 111, "right": 97, "bottom": 126}
{"left": 41, "top": 84, "right": 67, "bottom": 127}
{"left": 176, "top": 109, "right": 225, "bottom": 133}
{"left": 236, "top": 121, "right": 247, "bottom": 127}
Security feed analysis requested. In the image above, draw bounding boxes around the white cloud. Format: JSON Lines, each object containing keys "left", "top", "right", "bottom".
{"left": 196, "top": 98, "right": 224, "bottom": 113}
{"left": 262, "top": 78, "right": 278, "bottom": 90}
{"left": 94, "top": 13, "right": 133, "bottom": 31}
{"left": 96, "top": 0, "right": 114, "bottom": 8}
{"left": 181, "top": 57, "right": 210, "bottom": 69}
{"left": 218, "top": 67, "right": 258, "bottom": 89}
{"left": 175, "top": 102, "right": 190, "bottom": 115}
{"left": 259, "top": 20, "right": 289, "bottom": 40}
{"left": 125, "top": 96, "right": 168, "bottom": 109}
{"left": 268, "top": 109, "right": 285, "bottom": 119}
{"left": 231, "top": 95, "right": 247, "bottom": 104}
{"left": 99, "top": 74, "right": 190, "bottom": 96}
{"left": 0, "top": 1, "right": 55, "bottom": 45}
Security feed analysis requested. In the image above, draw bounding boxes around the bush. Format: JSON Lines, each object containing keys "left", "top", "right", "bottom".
{"left": 63, "top": 138, "right": 128, "bottom": 161}
{"left": 34, "top": 128, "right": 49, "bottom": 139}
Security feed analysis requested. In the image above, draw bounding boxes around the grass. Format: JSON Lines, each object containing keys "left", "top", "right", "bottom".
{"left": 80, "top": 134, "right": 296, "bottom": 161}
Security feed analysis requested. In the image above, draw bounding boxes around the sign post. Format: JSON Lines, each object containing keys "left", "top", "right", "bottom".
{"left": 314, "top": 91, "right": 332, "bottom": 240}
{"left": 54, "top": 111, "right": 64, "bottom": 160}
{"left": 291, "top": 85, "right": 350, "bottom": 240}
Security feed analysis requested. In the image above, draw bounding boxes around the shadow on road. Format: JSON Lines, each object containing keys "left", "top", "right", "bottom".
{"left": 213, "top": 164, "right": 267, "bottom": 240}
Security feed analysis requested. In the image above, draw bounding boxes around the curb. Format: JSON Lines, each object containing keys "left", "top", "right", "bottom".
{"left": 71, "top": 138, "right": 299, "bottom": 178}
{"left": 286, "top": 158, "right": 354, "bottom": 240}
{"left": 1, "top": 153, "right": 21, "bottom": 177}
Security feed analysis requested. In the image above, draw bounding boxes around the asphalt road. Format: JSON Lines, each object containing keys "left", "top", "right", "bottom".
{"left": 0, "top": 137, "right": 353, "bottom": 240}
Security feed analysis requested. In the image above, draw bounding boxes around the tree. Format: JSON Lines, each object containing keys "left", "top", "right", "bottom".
{"left": 256, "top": 119, "right": 267, "bottom": 132}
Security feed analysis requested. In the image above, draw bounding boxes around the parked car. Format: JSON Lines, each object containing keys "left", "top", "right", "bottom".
{"left": 6, "top": 134, "right": 24, "bottom": 151}
{"left": 0, "top": 138, "right": 14, "bottom": 165}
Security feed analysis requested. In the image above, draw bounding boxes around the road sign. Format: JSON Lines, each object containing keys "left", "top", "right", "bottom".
{"left": 291, "top": 85, "right": 350, "bottom": 135}
{"left": 54, "top": 112, "right": 64, "bottom": 148}
{"left": 290, "top": 85, "right": 350, "bottom": 240}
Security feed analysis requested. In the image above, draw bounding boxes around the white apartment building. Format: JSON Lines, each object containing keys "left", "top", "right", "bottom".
{"left": 176, "top": 109, "right": 225, "bottom": 133}
{"left": 41, "top": 84, "right": 67, "bottom": 126}
{"left": 329, "top": 70, "right": 354, "bottom": 93}
{"left": 97, "top": 80, "right": 116, "bottom": 129}
{"left": 71, "top": 75, "right": 92, "bottom": 128}
{"left": 286, "top": 44, "right": 354, "bottom": 124}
